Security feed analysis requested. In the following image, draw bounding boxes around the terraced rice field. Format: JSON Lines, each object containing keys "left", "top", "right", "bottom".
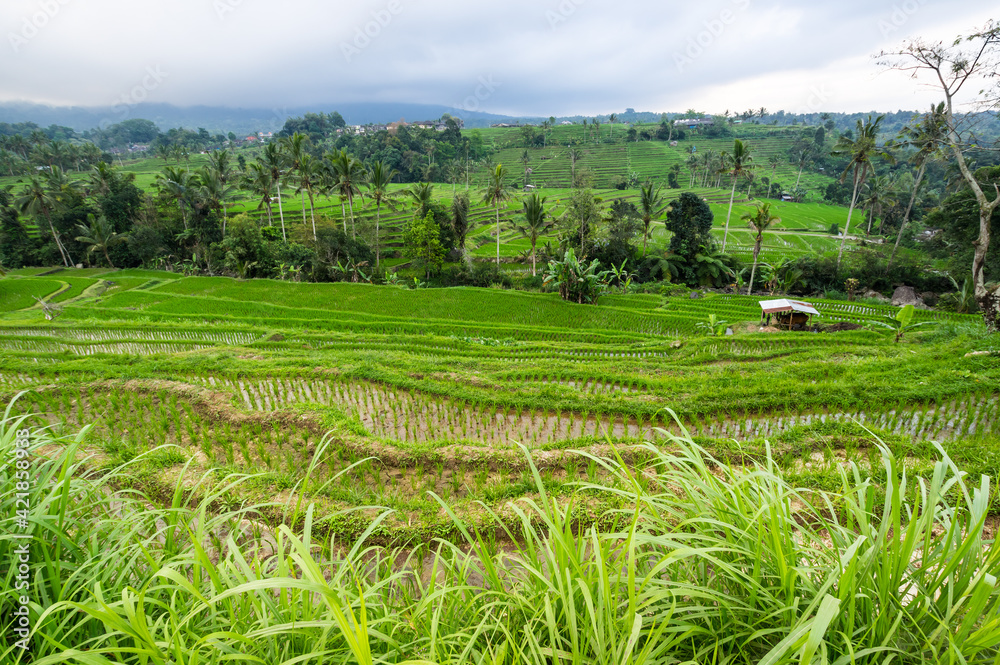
{"left": 2, "top": 269, "right": 997, "bottom": 538}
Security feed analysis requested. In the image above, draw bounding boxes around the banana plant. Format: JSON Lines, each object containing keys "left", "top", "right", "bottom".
{"left": 696, "top": 313, "right": 730, "bottom": 336}
{"left": 871, "top": 304, "right": 934, "bottom": 342}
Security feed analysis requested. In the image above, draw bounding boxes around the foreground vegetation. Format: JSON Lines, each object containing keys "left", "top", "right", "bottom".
{"left": 4, "top": 397, "right": 1000, "bottom": 663}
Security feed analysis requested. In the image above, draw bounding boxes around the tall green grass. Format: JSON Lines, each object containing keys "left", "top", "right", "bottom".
{"left": 2, "top": 399, "right": 999, "bottom": 663}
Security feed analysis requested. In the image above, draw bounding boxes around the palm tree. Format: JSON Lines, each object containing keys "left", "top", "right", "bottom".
{"left": 294, "top": 154, "right": 321, "bottom": 241}
{"left": 197, "top": 166, "right": 236, "bottom": 235}
{"left": 831, "top": 115, "right": 895, "bottom": 268}
{"left": 367, "top": 160, "right": 399, "bottom": 269}
{"left": 87, "top": 161, "right": 117, "bottom": 198}
{"left": 74, "top": 215, "right": 122, "bottom": 267}
{"left": 280, "top": 132, "right": 310, "bottom": 227}
{"left": 514, "top": 193, "right": 552, "bottom": 276}
{"left": 792, "top": 148, "right": 813, "bottom": 192}
{"left": 260, "top": 142, "right": 288, "bottom": 240}
{"left": 721, "top": 139, "right": 753, "bottom": 252}
{"left": 699, "top": 149, "right": 715, "bottom": 187}
{"left": 889, "top": 103, "right": 946, "bottom": 271}
{"left": 742, "top": 203, "right": 780, "bottom": 295}
{"left": 242, "top": 162, "right": 275, "bottom": 227}
{"left": 608, "top": 113, "right": 617, "bottom": 139}
{"left": 540, "top": 119, "right": 552, "bottom": 147}
{"left": 482, "top": 163, "right": 511, "bottom": 266}
{"left": 330, "top": 149, "right": 366, "bottom": 238}
{"left": 861, "top": 173, "right": 896, "bottom": 235}
{"left": 9, "top": 134, "right": 30, "bottom": 160}
{"left": 155, "top": 165, "right": 193, "bottom": 230}
{"left": 765, "top": 155, "right": 781, "bottom": 199}
{"left": 638, "top": 181, "right": 666, "bottom": 257}
{"left": 451, "top": 192, "right": 471, "bottom": 260}
{"left": 407, "top": 182, "right": 434, "bottom": 218}
{"left": 686, "top": 154, "right": 699, "bottom": 187}
{"left": 520, "top": 149, "right": 531, "bottom": 188}
{"left": 568, "top": 147, "right": 580, "bottom": 184}
{"left": 16, "top": 176, "right": 72, "bottom": 266}
{"left": 206, "top": 149, "right": 236, "bottom": 235}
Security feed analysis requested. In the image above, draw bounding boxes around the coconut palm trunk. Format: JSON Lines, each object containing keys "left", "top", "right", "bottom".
{"left": 888, "top": 162, "right": 925, "bottom": 271}
{"left": 722, "top": 176, "right": 738, "bottom": 252}
{"left": 45, "top": 210, "right": 71, "bottom": 267}
{"left": 275, "top": 185, "right": 286, "bottom": 241}
{"left": 495, "top": 205, "right": 501, "bottom": 266}
{"left": 748, "top": 241, "right": 762, "bottom": 296}
{"left": 836, "top": 167, "right": 863, "bottom": 269}
{"left": 375, "top": 201, "right": 382, "bottom": 269}
{"left": 347, "top": 194, "right": 357, "bottom": 239}
{"left": 308, "top": 190, "right": 317, "bottom": 241}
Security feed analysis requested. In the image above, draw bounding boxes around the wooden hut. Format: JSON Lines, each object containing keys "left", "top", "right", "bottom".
{"left": 759, "top": 299, "right": 820, "bottom": 330}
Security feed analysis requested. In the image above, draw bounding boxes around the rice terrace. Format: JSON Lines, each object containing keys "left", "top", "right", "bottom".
{"left": 3, "top": 10, "right": 1000, "bottom": 665}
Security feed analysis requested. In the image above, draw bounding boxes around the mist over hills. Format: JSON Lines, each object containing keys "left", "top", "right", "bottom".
{"left": 0, "top": 101, "right": 520, "bottom": 134}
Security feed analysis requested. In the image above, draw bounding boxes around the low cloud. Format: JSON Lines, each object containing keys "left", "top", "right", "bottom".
{"left": 0, "top": 0, "right": 995, "bottom": 116}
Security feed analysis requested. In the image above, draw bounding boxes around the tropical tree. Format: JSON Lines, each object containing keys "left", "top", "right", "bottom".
{"left": 888, "top": 103, "right": 947, "bottom": 271}
{"left": 260, "top": 142, "right": 288, "bottom": 240}
{"left": 330, "top": 149, "right": 366, "bottom": 238}
{"left": 686, "top": 154, "right": 699, "bottom": 187}
{"left": 831, "top": 115, "right": 895, "bottom": 268}
{"left": 608, "top": 113, "right": 617, "bottom": 139}
{"left": 74, "top": 214, "right": 123, "bottom": 267}
{"left": 721, "top": 139, "right": 753, "bottom": 252}
{"left": 207, "top": 149, "right": 236, "bottom": 228}
{"left": 407, "top": 182, "right": 434, "bottom": 218}
{"left": 568, "top": 148, "right": 580, "bottom": 183}
{"left": 402, "top": 211, "right": 445, "bottom": 279}
{"left": 155, "top": 165, "right": 194, "bottom": 230}
{"left": 861, "top": 173, "right": 897, "bottom": 235}
{"left": 638, "top": 181, "right": 666, "bottom": 257}
{"left": 196, "top": 166, "right": 236, "bottom": 236}
{"left": 280, "top": 132, "right": 310, "bottom": 227}
{"left": 543, "top": 248, "right": 609, "bottom": 304}
{"left": 242, "top": 162, "right": 275, "bottom": 227}
{"left": 16, "top": 176, "right": 72, "bottom": 266}
{"left": 765, "top": 155, "right": 781, "bottom": 199}
{"left": 87, "top": 162, "right": 118, "bottom": 198}
{"left": 792, "top": 148, "right": 813, "bottom": 193}
{"left": 879, "top": 23, "right": 1000, "bottom": 325}
{"left": 366, "top": 160, "right": 399, "bottom": 269}
{"left": 451, "top": 192, "right": 471, "bottom": 260}
{"left": 742, "top": 203, "right": 781, "bottom": 295}
{"left": 514, "top": 193, "right": 552, "bottom": 276}
{"left": 482, "top": 163, "right": 511, "bottom": 266}
{"left": 520, "top": 149, "right": 531, "bottom": 188}
{"left": 156, "top": 144, "right": 171, "bottom": 164}
{"left": 299, "top": 154, "right": 323, "bottom": 240}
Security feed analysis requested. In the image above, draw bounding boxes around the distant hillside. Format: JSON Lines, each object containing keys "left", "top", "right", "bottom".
{"left": 0, "top": 101, "right": 518, "bottom": 134}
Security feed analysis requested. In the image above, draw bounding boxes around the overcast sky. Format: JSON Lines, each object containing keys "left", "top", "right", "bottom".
{"left": 0, "top": 0, "right": 996, "bottom": 116}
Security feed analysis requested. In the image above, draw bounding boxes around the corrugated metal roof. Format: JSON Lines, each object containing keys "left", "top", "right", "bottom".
{"left": 758, "top": 299, "right": 820, "bottom": 316}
